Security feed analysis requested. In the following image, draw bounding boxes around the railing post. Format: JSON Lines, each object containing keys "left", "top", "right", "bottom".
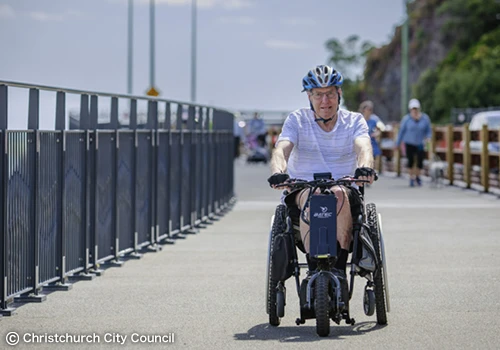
{"left": 446, "top": 124, "right": 454, "bottom": 185}
{"left": 0, "top": 85, "right": 8, "bottom": 130}
{"left": 110, "top": 97, "right": 119, "bottom": 129}
{"left": 80, "top": 95, "right": 89, "bottom": 130}
{"left": 0, "top": 85, "right": 6, "bottom": 312}
{"left": 188, "top": 105, "right": 196, "bottom": 229}
{"left": 463, "top": 123, "right": 471, "bottom": 188}
{"left": 177, "top": 104, "right": 183, "bottom": 228}
{"left": 55, "top": 91, "right": 66, "bottom": 130}
{"left": 148, "top": 100, "right": 158, "bottom": 244}
{"left": 165, "top": 102, "right": 171, "bottom": 236}
{"left": 89, "top": 95, "right": 98, "bottom": 130}
{"left": 114, "top": 129, "right": 120, "bottom": 261}
{"left": 429, "top": 124, "right": 436, "bottom": 157}
{"left": 130, "top": 99, "right": 138, "bottom": 130}
{"left": 59, "top": 132, "right": 68, "bottom": 285}
{"left": 28, "top": 88, "right": 40, "bottom": 130}
{"left": 481, "top": 124, "right": 489, "bottom": 192}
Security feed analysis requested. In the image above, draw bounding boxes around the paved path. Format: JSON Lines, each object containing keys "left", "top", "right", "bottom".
{"left": 2, "top": 161, "right": 500, "bottom": 349}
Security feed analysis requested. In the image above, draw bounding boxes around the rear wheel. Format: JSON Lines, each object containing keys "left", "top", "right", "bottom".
{"left": 267, "top": 204, "right": 287, "bottom": 326}
{"left": 366, "top": 203, "right": 388, "bottom": 325}
{"left": 314, "top": 274, "right": 331, "bottom": 337}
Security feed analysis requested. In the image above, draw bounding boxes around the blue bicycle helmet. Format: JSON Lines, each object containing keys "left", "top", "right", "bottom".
{"left": 302, "top": 65, "right": 343, "bottom": 92}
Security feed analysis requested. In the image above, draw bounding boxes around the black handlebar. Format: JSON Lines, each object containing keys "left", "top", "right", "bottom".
{"left": 274, "top": 176, "right": 371, "bottom": 190}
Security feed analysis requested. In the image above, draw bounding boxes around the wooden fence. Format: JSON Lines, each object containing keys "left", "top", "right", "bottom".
{"left": 378, "top": 124, "right": 500, "bottom": 193}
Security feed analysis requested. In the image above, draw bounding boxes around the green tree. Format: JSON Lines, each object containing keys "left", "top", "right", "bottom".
{"left": 325, "top": 35, "right": 374, "bottom": 80}
{"left": 325, "top": 35, "right": 373, "bottom": 110}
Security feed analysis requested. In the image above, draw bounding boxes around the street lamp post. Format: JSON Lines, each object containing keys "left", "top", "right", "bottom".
{"left": 150, "top": 0, "right": 156, "bottom": 92}
{"left": 401, "top": 0, "right": 410, "bottom": 117}
{"left": 191, "top": 0, "right": 197, "bottom": 102}
{"left": 127, "top": 0, "right": 134, "bottom": 94}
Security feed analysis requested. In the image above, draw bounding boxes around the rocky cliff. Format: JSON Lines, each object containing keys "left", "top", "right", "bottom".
{"left": 363, "top": 0, "right": 454, "bottom": 121}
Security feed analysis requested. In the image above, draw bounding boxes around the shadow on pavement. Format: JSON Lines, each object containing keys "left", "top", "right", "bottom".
{"left": 234, "top": 321, "right": 385, "bottom": 342}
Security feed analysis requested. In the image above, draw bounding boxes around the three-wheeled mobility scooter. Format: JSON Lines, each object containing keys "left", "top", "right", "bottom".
{"left": 265, "top": 172, "right": 390, "bottom": 337}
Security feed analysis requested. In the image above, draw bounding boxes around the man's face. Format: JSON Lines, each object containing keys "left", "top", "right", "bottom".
{"left": 308, "top": 87, "right": 340, "bottom": 119}
{"left": 410, "top": 108, "right": 420, "bottom": 118}
{"left": 362, "top": 106, "right": 373, "bottom": 118}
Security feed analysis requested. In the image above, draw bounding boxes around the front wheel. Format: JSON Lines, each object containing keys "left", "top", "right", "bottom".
{"left": 314, "top": 274, "right": 331, "bottom": 337}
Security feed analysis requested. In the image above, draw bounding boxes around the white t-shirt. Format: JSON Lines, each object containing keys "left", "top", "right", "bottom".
{"left": 276, "top": 108, "right": 370, "bottom": 181}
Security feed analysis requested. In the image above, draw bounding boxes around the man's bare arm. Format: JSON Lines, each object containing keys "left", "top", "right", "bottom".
{"left": 270, "top": 140, "right": 294, "bottom": 174}
{"left": 354, "top": 137, "right": 374, "bottom": 168}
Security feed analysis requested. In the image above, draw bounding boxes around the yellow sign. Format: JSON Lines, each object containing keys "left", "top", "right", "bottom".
{"left": 146, "top": 87, "right": 160, "bottom": 97}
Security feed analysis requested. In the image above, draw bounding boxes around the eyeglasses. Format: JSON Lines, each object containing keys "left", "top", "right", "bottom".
{"left": 309, "top": 91, "right": 337, "bottom": 100}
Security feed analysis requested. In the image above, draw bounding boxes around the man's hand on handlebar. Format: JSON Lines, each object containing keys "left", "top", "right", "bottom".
{"left": 354, "top": 167, "right": 378, "bottom": 186}
{"left": 267, "top": 172, "right": 290, "bottom": 189}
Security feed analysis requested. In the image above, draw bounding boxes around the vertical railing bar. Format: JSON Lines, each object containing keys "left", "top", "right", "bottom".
{"left": 114, "top": 129, "right": 120, "bottom": 260}
{"left": 28, "top": 88, "right": 40, "bottom": 130}
{"left": 59, "top": 131, "right": 67, "bottom": 283}
{"left": 132, "top": 130, "right": 138, "bottom": 253}
{"left": 55, "top": 91, "right": 66, "bottom": 131}
{"left": 188, "top": 105, "right": 195, "bottom": 228}
{"left": 130, "top": 99, "right": 137, "bottom": 130}
{"left": 177, "top": 104, "right": 183, "bottom": 229}
{"left": 110, "top": 97, "right": 119, "bottom": 130}
{"left": 0, "top": 85, "right": 8, "bottom": 130}
{"left": 32, "top": 131, "right": 40, "bottom": 293}
{"left": 79, "top": 95, "right": 89, "bottom": 130}
{"left": 93, "top": 131, "right": 99, "bottom": 264}
{"left": 83, "top": 130, "right": 90, "bottom": 273}
{"left": 151, "top": 129, "right": 157, "bottom": 244}
{"left": 0, "top": 84, "right": 8, "bottom": 312}
{"left": 165, "top": 102, "right": 171, "bottom": 236}
{"left": 0, "top": 131, "right": 7, "bottom": 310}
{"left": 90, "top": 95, "right": 98, "bottom": 130}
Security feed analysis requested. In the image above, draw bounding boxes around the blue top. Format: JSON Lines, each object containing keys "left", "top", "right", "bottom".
{"left": 396, "top": 113, "right": 432, "bottom": 147}
{"left": 248, "top": 118, "right": 267, "bottom": 136}
{"left": 366, "top": 118, "right": 382, "bottom": 156}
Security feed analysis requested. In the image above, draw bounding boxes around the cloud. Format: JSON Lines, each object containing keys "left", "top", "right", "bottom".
{"left": 29, "top": 11, "right": 64, "bottom": 22}
{"left": 217, "top": 16, "right": 255, "bottom": 25}
{"left": 0, "top": 4, "right": 15, "bottom": 18}
{"left": 222, "top": 0, "right": 253, "bottom": 9}
{"left": 265, "top": 40, "right": 308, "bottom": 50}
{"left": 281, "top": 17, "right": 317, "bottom": 27}
{"left": 111, "top": 0, "right": 254, "bottom": 9}
{"left": 28, "top": 10, "right": 83, "bottom": 22}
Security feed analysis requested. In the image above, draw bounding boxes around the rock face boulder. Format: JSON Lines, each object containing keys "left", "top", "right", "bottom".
{"left": 363, "top": 0, "right": 454, "bottom": 122}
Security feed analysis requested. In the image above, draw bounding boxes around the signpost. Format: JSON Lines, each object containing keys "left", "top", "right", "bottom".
{"left": 146, "top": 87, "right": 159, "bottom": 97}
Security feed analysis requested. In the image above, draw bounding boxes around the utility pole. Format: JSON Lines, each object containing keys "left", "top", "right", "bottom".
{"left": 147, "top": 0, "right": 159, "bottom": 96}
{"left": 127, "top": 0, "right": 133, "bottom": 94}
{"left": 401, "top": 0, "right": 410, "bottom": 117}
{"left": 190, "top": 0, "right": 197, "bottom": 103}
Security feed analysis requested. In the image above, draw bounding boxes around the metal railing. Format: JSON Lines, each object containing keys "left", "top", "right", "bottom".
{"left": 0, "top": 81, "right": 235, "bottom": 315}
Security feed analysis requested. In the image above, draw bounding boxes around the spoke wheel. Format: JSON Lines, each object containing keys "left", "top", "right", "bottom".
{"left": 366, "top": 203, "right": 388, "bottom": 325}
{"left": 267, "top": 204, "right": 287, "bottom": 326}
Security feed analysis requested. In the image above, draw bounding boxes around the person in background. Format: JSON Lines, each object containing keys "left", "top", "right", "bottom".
{"left": 359, "top": 100, "right": 386, "bottom": 169}
{"left": 233, "top": 119, "right": 243, "bottom": 159}
{"left": 248, "top": 112, "right": 268, "bottom": 147}
{"left": 395, "top": 98, "right": 432, "bottom": 187}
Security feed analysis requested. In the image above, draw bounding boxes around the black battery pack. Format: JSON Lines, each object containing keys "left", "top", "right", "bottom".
{"left": 309, "top": 194, "right": 337, "bottom": 258}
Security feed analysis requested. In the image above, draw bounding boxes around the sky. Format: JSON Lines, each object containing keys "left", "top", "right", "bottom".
{"left": 0, "top": 0, "right": 405, "bottom": 129}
